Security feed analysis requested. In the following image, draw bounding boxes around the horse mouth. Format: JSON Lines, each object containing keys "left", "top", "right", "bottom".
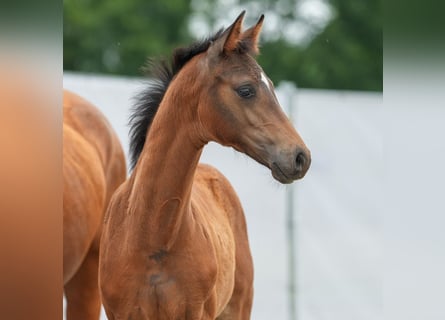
{"left": 238, "top": 145, "right": 304, "bottom": 184}
{"left": 271, "top": 162, "right": 294, "bottom": 184}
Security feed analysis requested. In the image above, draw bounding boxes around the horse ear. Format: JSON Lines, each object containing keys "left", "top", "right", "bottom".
{"left": 240, "top": 14, "right": 264, "bottom": 55}
{"left": 209, "top": 11, "right": 245, "bottom": 56}
{"left": 222, "top": 10, "right": 245, "bottom": 52}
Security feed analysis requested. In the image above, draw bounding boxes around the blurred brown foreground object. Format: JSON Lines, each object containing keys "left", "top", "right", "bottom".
{"left": 0, "top": 56, "right": 61, "bottom": 320}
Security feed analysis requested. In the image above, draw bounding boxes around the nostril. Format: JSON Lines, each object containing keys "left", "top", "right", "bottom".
{"left": 295, "top": 152, "right": 306, "bottom": 171}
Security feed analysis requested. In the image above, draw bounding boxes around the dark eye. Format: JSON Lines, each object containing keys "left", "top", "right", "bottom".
{"left": 236, "top": 85, "right": 255, "bottom": 99}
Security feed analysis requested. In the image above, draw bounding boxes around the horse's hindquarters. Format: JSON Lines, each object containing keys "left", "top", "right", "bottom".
{"left": 63, "top": 126, "right": 106, "bottom": 283}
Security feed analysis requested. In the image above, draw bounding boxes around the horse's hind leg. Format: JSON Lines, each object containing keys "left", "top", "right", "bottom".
{"left": 64, "top": 245, "right": 101, "bottom": 320}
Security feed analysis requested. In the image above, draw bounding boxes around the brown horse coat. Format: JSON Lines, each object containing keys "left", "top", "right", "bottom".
{"left": 63, "top": 90, "right": 126, "bottom": 319}
{"left": 100, "top": 12, "right": 310, "bottom": 320}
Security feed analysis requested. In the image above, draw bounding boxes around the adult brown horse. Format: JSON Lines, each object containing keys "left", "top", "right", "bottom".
{"left": 99, "top": 12, "right": 310, "bottom": 319}
{"left": 63, "top": 90, "right": 126, "bottom": 319}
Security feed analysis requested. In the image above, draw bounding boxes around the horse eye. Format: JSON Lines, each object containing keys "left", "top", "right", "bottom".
{"left": 236, "top": 85, "right": 255, "bottom": 99}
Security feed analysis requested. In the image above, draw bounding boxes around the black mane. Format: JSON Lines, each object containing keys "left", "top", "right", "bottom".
{"left": 128, "top": 29, "right": 225, "bottom": 170}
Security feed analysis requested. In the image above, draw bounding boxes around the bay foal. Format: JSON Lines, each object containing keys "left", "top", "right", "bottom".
{"left": 64, "top": 91, "right": 126, "bottom": 319}
{"left": 99, "top": 12, "right": 310, "bottom": 319}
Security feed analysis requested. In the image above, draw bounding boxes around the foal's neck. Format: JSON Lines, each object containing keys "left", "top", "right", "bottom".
{"left": 128, "top": 69, "right": 205, "bottom": 249}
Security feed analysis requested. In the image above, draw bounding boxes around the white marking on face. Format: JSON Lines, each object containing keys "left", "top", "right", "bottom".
{"left": 260, "top": 72, "right": 271, "bottom": 91}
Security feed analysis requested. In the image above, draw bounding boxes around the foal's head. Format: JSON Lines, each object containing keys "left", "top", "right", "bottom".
{"left": 195, "top": 12, "right": 311, "bottom": 183}
{"left": 131, "top": 11, "right": 310, "bottom": 183}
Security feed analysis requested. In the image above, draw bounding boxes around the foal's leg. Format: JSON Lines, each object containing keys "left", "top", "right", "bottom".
{"left": 64, "top": 244, "right": 101, "bottom": 320}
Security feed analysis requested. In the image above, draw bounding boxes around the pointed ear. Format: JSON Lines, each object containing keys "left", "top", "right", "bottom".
{"left": 240, "top": 14, "right": 264, "bottom": 55}
{"left": 223, "top": 10, "right": 245, "bottom": 52}
{"left": 208, "top": 11, "right": 245, "bottom": 57}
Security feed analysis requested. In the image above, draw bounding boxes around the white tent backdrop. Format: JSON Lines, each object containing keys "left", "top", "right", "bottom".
{"left": 64, "top": 72, "right": 382, "bottom": 320}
